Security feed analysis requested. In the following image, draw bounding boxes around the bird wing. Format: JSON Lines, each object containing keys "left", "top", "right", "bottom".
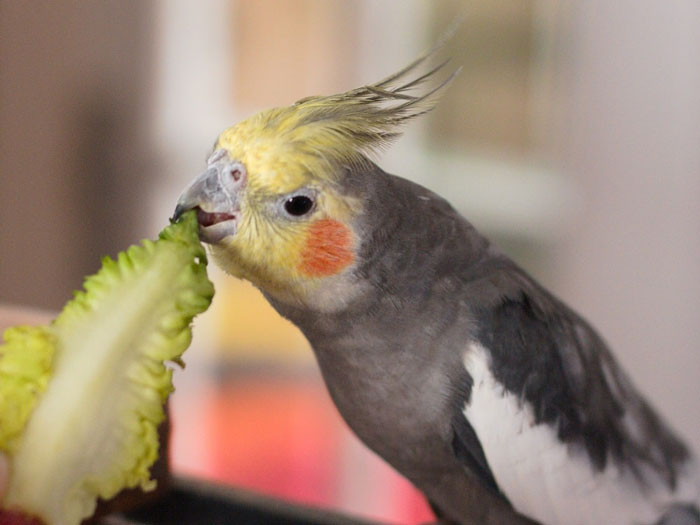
{"left": 456, "top": 264, "right": 699, "bottom": 524}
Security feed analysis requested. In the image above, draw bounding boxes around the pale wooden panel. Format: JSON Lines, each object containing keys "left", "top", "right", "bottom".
{"left": 231, "top": 0, "right": 359, "bottom": 108}
{"left": 428, "top": 0, "right": 539, "bottom": 152}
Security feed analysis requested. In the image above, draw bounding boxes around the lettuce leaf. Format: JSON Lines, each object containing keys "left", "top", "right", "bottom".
{"left": 0, "top": 326, "right": 56, "bottom": 453}
{"left": 0, "top": 211, "right": 213, "bottom": 525}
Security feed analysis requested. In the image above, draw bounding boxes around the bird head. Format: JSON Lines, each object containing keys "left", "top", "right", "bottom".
{"left": 174, "top": 56, "right": 456, "bottom": 309}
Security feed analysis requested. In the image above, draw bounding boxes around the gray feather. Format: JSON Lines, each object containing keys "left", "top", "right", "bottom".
{"left": 265, "top": 161, "right": 697, "bottom": 524}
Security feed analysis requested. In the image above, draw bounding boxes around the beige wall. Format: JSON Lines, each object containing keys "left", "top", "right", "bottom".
{"left": 554, "top": 1, "right": 700, "bottom": 449}
{"left": 0, "top": 2, "right": 155, "bottom": 309}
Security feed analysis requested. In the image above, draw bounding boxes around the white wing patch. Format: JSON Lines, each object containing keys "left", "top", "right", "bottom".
{"left": 462, "top": 343, "right": 700, "bottom": 525}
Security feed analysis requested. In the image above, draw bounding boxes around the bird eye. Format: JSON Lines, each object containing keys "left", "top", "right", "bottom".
{"left": 284, "top": 195, "right": 314, "bottom": 216}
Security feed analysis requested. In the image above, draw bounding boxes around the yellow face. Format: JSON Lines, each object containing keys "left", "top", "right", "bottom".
{"left": 175, "top": 54, "right": 445, "bottom": 304}
{"left": 201, "top": 117, "right": 363, "bottom": 302}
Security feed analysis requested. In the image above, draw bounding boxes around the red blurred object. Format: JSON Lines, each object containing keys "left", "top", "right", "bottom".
{"left": 0, "top": 509, "right": 45, "bottom": 525}
{"left": 170, "top": 370, "right": 435, "bottom": 524}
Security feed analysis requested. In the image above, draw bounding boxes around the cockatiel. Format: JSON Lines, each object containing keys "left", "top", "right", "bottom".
{"left": 173, "top": 53, "right": 700, "bottom": 524}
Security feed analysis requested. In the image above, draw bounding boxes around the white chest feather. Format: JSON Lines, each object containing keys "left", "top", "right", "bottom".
{"left": 462, "top": 343, "right": 699, "bottom": 525}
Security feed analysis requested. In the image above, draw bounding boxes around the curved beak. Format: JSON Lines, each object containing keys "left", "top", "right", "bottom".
{"left": 173, "top": 152, "right": 247, "bottom": 244}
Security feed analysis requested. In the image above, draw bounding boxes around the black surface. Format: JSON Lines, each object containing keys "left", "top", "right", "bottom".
{"left": 116, "top": 478, "right": 378, "bottom": 525}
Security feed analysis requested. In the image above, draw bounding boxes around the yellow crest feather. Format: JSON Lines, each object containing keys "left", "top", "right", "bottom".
{"left": 217, "top": 49, "right": 459, "bottom": 187}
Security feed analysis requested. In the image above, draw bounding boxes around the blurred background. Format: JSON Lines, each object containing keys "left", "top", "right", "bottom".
{"left": 1, "top": 1, "right": 699, "bottom": 523}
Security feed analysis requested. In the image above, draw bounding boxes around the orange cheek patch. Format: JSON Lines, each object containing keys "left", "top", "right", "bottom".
{"left": 299, "top": 219, "right": 355, "bottom": 277}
